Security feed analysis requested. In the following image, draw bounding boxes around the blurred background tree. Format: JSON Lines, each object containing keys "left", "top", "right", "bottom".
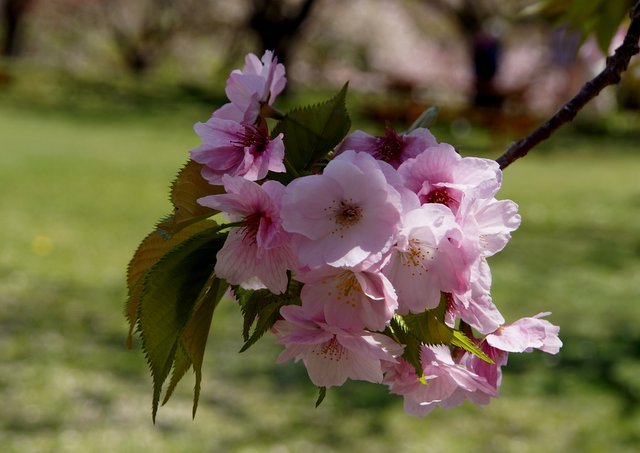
{"left": 1, "top": 0, "right": 636, "bottom": 119}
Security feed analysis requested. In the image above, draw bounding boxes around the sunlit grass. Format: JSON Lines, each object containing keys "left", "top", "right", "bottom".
{"left": 1, "top": 101, "right": 639, "bottom": 452}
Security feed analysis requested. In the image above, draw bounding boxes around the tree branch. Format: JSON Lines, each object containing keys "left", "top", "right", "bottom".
{"left": 496, "top": 0, "right": 640, "bottom": 170}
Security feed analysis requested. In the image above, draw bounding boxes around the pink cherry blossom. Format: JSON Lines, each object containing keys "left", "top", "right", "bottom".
{"left": 446, "top": 259, "right": 505, "bottom": 334}
{"left": 298, "top": 266, "right": 398, "bottom": 331}
{"left": 384, "top": 345, "right": 496, "bottom": 417}
{"left": 274, "top": 304, "right": 403, "bottom": 387}
{"left": 382, "top": 204, "right": 470, "bottom": 314}
{"left": 461, "top": 341, "right": 509, "bottom": 390}
{"left": 281, "top": 151, "right": 403, "bottom": 268}
{"left": 397, "top": 143, "right": 502, "bottom": 213}
{"left": 336, "top": 126, "right": 437, "bottom": 169}
{"left": 421, "top": 345, "right": 496, "bottom": 409}
{"left": 214, "top": 50, "right": 286, "bottom": 125}
{"left": 456, "top": 195, "right": 521, "bottom": 258}
{"left": 198, "top": 176, "right": 295, "bottom": 293}
{"left": 190, "top": 117, "right": 285, "bottom": 184}
{"left": 486, "top": 312, "right": 562, "bottom": 354}
{"left": 439, "top": 194, "right": 518, "bottom": 333}
{"left": 461, "top": 314, "right": 562, "bottom": 396}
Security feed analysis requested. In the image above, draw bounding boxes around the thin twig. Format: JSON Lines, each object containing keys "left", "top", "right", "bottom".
{"left": 496, "top": 0, "right": 640, "bottom": 170}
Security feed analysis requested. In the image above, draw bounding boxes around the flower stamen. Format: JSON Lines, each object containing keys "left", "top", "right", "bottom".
{"left": 375, "top": 126, "right": 404, "bottom": 163}
{"left": 232, "top": 125, "right": 269, "bottom": 154}
{"left": 335, "top": 200, "right": 363, "bottom": 226}
{"left": 315, "top": 337, "right": 347, "bottom": 361}
{"left": 241, "top": 211, "right": 268, "bottom": 244}
{"left": 425, "top": 187, "right": 455, "bottom": 207}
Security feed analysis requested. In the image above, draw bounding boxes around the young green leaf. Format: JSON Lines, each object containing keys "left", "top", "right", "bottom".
{"left": 389, "top": 315, "right": 423, "bottom": 377}
{"left": 271, "top": 83, "right": 351, "bottom": 178}
{"left": 389, "top": 293, "right": 478, "bottom": 375}
{"left": 403, "top": 310, "right": 453, "bottom": 346}
{"left": 451, "top": 331, "right": 494, "bottom": 364}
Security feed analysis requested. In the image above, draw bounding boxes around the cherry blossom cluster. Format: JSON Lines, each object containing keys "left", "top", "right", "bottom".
{"left": 191, "top": 51, "right": 562, "bottom": 416}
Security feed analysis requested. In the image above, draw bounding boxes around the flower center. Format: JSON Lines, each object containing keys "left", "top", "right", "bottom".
{"left": 375, "top": 126, "right": 404, "bottom": 163}
{"left": 425, "top": 187, "right": 455, "bottom": 207}
{"left": 400, "top": 238, "right": 436, "bottom": 275}
{"left": 335, "top": 200, "right": 363, "bottom": 227}
{"left": 334, "top": 271, "right": 362, "bottom": 308}
{"left": 237, "top": 126, "right": 269, "bottom": 154}
{"left": 241, "top": 211, "right": 267, "bottom": 243}
{"left": 315, "top": 336, "right": 348, "bottom": 361}
{"left": 444, "top": 292, "right": 455, "bottom": 315}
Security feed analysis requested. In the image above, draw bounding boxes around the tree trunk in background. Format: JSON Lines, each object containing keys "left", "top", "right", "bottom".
{"left": 424, "top": 0, "right": 504, "bottom": 108}
{"left": 472, "top": 29, "right": 502, "bottom": 108}
{"left": 2, "top": 0, "right": 33, "bottom": 57}
{"left": 248, "top": 0, "right": 318, "bottom": 69}
{"left": 106, "top": 0, "right": 190, "bottom": 77}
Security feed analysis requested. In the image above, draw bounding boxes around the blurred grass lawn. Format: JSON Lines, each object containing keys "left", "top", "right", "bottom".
{"left": 1, "top": 99, "right": 640, "bottom": 453}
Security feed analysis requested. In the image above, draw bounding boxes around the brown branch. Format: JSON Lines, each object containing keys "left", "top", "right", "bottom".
{"left": 496, "top": 0, "right": 640, "bottom": 170}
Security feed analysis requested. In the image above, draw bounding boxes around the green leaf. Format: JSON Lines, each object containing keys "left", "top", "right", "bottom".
{"left": 595, "top": 0, "right": 629, "bottom": 53}
{"left": 161, "top": 345, "right": 192, "bottom": 408}
{"left": 403, "top": 310, "right": 454, "bottom": 345}
{"left": 156, "top": 160, "right": 223, "bottom": 236}
{"left": 388, "top": 295, "right": 458, "bottom": 375}
{"left": 430, "top": 293, "right": 449, "bottom": 320}
{"left": 389, "top": 315, "right": 423, "bottom": 377}
{"left": 451, "top": 331, "right": 494, "bottom": 364}
{"left": 315, "top": 387, "right": 327, "bottom": 408}
{"left": 239, "top": 301, "right": 283, "bottom": 353}
{"left": 272, "top": 83, "right": 351, "bottom": 178}
{"left": 535, "top": 0, "right": 633, "bottom": 55}
{"left": 520, "top": 0, "right": 570, "bottom": 17}
{"left": 388, "top": 293, "right": 494, "bottom": 375}
{"left": 407, "top": 106, "right": 438, "bottom": 132}
{"left": 160, "top": 273, "right": 228, "bottom": 417}
{"left": 178, "top": 272, "right": 228, "bottom": 418}
{"left": 402, "top": 294, "right": 453, "bottom": 346}
{"left": 529, "top": 0, "right": 632, "bottom": 53}
{"left": 137, "top": 226, "right": 227, "bottom": 422}
{"left": 565, "top": 0, "right": 604, "bottom": 23}
{"left": 125, "top": 220, "right": 218, "bottom": 347}
{"left": 238, "top": 280, "right": 302, "bottom": 353}
{"left": 234, "top": 286, "right": 261, "bottom": 342}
